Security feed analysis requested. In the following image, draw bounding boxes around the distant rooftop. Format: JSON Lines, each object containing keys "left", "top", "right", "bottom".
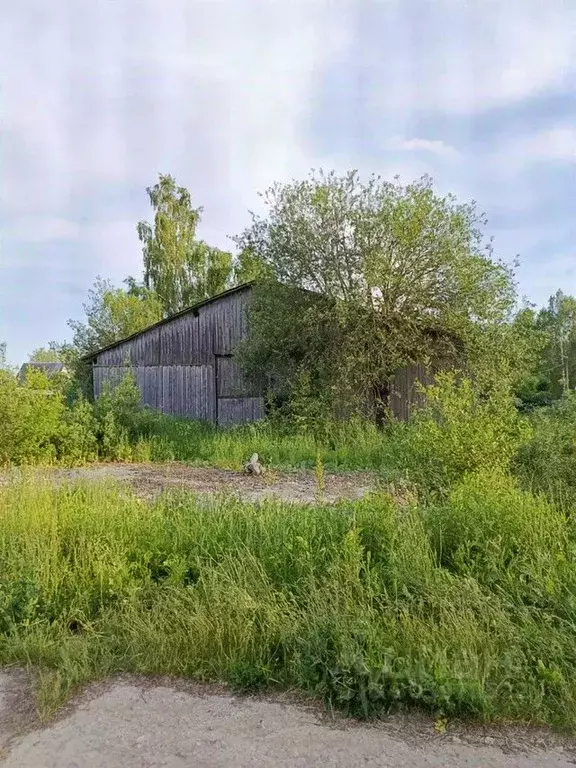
{"left": 18, "top": 361, "right": 67, "bottom": 380}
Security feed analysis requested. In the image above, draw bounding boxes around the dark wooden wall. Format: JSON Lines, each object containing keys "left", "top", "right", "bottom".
{"left": 389, "top": 363, "right": 436, "bottom": 421}
{"left": 91, "top": 283, "right": 446, "bottom": 426}
{"left": 91, "top": 285, "right": 264, "bottom": 426}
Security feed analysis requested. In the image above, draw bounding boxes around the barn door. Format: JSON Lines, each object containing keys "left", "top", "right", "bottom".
{"left": 215, "top": 354, "right": 264, "bottom": 427}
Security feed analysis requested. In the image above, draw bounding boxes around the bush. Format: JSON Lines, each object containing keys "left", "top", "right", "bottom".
{"left": 0, "top": 369, "right": 64, "bottom": 465}
{"left": 515, "top": 393, "right": 576, "bottom": 504}
{"left": 386, "top": 373, "right": 532, "bottom": 494}
{"left": 55, "top": 398, "right": 100, "bottom": 465}
{"left": 0, "top": 368, "right": 158, "bottom": 466}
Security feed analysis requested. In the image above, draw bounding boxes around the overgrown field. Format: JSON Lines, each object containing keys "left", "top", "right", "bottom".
{"left": 2, "top": 471, "right": 576, "bottom": 728}
{"left": 5, "top": 369, "right": 576, "bottom": 727}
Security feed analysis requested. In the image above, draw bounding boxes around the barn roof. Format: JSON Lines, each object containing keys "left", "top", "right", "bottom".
{"left": 83, "top": 279, "right": 464, "bottom": 364}
{"left": 18, "top": 362, "right": 67, "bottom": 378}
{"left": 82, "top": 282, "right": 255, "bottom": 362}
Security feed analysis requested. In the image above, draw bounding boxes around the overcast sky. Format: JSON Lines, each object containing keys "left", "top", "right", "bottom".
{"left": 1, "top": 0, "right": 575, "bottom": 363}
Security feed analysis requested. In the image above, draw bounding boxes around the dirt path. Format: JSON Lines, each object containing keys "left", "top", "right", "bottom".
{"left": 0, "top": 673, "right": 574, "bottom": 767}
{"left": 1, "top": 463, "right": 377, "bottom": 505}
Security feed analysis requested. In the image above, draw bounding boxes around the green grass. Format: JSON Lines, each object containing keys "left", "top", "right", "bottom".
{"left": 147, "top": 415, "right": 395, "bottom": 472}
{"left": 2, "top": 471, "right": 576, "bottom": 728}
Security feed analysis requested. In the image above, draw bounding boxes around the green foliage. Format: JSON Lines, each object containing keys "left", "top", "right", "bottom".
{"left": 0, "top": 368, "right": 64, "bottom": 465}
{"left": 137, "top": 173, "right": 233, "bottom": 315}
{"left": 427, "top": 470, "right": 568, "bottom": 597}
{"left": 235, "top": 170, "right": 516, "bottom": 413}
{"left": 68, "top": 276, "right": 163, "bottom": 357}
{"left": 511, "top": 292, "right": 576, "bottom": 410}
{"left": 56, "top": 398, "right": 100, "bottom": 465}
{"left": 385, "top": 373, "right": 532, "bottom": 494}
{"left": 514, "top": 394, "right": 576, "bottom": 505}
{"left": 28, "top": 346, "right": 63, "bottom": 363}
{"left": 232, "top": 246, "right": 272, "bottom": 284}
{"left": 536, "top": 290, "right": 576, "bottom": 398}
{"left": 0, "top": 368, "right": 156, "bottom": 466}
{"left": 3, "top": 476, "right": 576, "bottom": 727}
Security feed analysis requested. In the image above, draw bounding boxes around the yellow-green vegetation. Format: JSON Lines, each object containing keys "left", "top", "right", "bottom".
{"left": 6, "top": 356, "right": 576, "bottom": 727}
{"left": 1, "top": 471, "right": 576, "bottom": 728}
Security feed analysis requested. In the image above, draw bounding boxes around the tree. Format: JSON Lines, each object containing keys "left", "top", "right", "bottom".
{"left": 233, "top": 246, "right": 272, "bottom": 284}
{"left": 68, "top": 276, "right": 163, "bottom": 356}
{"left": 0, "top": 342, "right": 7, "bottom": 370}
{"left": 537, "top": 290, "right": 576, "bottom": 397}
{"left": 234, "top": 170, "right": 517, "bottom": 417}
{"left": 137, "top": 174, "right": 233, "bottom": 315}
{"left": 29, "top": 345, "right": 63, "bottom": 363}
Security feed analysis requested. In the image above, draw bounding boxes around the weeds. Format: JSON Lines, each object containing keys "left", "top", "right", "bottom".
{"left": 2, "top": 475, "right": 576, "bottom": 727}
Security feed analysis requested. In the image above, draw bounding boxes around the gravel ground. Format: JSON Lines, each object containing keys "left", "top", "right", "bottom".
{"left": 0, "top": 462, "right": 377, "bottom": 505}
{"left": 0, "top": 673, "right": 574, "bottom": 767}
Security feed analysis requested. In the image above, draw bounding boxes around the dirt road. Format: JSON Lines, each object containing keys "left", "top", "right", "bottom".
{"left": 0, "top": 673, "right": 573, "bottom": 767}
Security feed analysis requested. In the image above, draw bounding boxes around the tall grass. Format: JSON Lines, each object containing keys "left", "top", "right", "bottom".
{"left": 2, "top": 472, "right": 576, "bottom": 727}
{"left": 148, "top": 415, "right": 389, "bottom": 471}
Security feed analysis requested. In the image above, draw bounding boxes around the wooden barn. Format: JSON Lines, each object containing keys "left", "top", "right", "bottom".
{"left": 84, "top": 282, "right": 444, "bottom": 427}
{"left": 84, "top": 283, "right": 263, "bottom": 427}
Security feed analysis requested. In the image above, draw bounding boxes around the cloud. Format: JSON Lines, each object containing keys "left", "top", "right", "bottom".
{"left": 0, "top": 0, "right": 353, "bottom": 221}
{"left": 4, "top": 218, "right": 81, "bottom": 245}
{"left": 358, "top": 0, "right": 575, "bottom": 117}
{"left": 387, "top": 136, "right": 459, "bottom": 158}
{"left": 0, "top": 0, "right": 574, "bottom": 360}
{"left": 483, "top": 125, "right": 576, "bottom": 182}
{"left": 516, "top": 127, "right": 576, "bottom": 163}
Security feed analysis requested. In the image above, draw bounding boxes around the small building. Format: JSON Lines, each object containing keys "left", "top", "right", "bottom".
{"left": 84, "top": 283, "right": 445, "bottom": 427}
{"left": 84, "top": 284, "right": 263, "bottom": 427}
{"left": 18, "top": 361, "right": 67, "bottom": 383}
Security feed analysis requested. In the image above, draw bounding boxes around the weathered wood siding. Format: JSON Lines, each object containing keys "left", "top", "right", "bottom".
{"left": 216, "top": 356, "right": 255, "bottom": 398}
{"left": 389, "top": 363, "right": 436, "bottom": 421}
{"left": 91, "top": 283, "right": 452, "bottom": 426}
{"left": 217, "top": 398, "right": 265, "bottom": 428}
{"left": 96, "top": 328, "right": 161, "bottom": 367}
{"left": 91, "top": 285, "right": 264, "bottom": 426}
{"left": 160, "top": 365, "right": 214, "bottom": 420}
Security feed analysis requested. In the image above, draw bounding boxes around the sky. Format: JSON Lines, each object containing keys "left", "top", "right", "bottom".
{"left": 1, "top": 0, "right": 575, "bottom": 364}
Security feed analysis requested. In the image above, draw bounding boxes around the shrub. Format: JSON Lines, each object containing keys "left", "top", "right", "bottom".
{"left": 0, "top": 369, "right": 64, "bottom": 465}
{"left": 387, "top": 373, "right": 532, "bottom": 494}
{"left": 0, "top": 367, "right": 157, "bottom": 466}
{"left": 515, "top": 393, "right": 576, "bottom": 504}
{"left": 55, "top": 398, "right": 99, "bottom": 465}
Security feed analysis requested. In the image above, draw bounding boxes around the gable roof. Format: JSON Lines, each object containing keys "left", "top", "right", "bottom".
{"left": 82, "top": 282, "right": 255, "bottom": 362}
{"left": 18, "top": 362, "right": 67, "bottom": 379}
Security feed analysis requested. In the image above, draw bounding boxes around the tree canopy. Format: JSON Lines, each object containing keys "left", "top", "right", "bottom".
{"left": 68, "top": 276, "right": 163, "bottom": 356}
{"left": 28, "top": 346, "right": 64, "bottom": 363}
{"left": 0, "top": 342, "right": 8, "bottom": 371}
{"left": 137, "top": 174, "right": 234, "bottom": 315}
{"left": 235, "top": 170, "right": 517, "bottom": 415}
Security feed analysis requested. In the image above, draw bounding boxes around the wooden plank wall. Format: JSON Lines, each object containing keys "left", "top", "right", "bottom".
{"left": 93, "top": 364, "right": 215, "bottom": 420}
{"left": 91, "top": 286, "right": 261, "bottom": 426}
{"left": 216, "top": 356, "right": 254, "bottom": 398}
{"left": 217, "top": 398, "right": 265, "bottom": 428}
{"left": 95, "top": 287, "right": 252, "bottom": 368}
{"left": 160, "top": 365, "right": 214, "bottom": 420}
{"left": 389, "top": 363, "right": 436, "bottom": 421}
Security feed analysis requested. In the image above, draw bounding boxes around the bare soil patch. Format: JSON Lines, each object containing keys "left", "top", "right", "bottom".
{"left": 1, "top": 463, "right": 377, "bottom": 505}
